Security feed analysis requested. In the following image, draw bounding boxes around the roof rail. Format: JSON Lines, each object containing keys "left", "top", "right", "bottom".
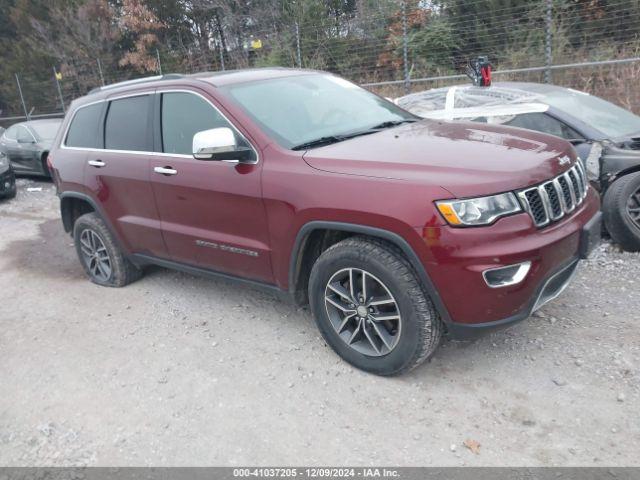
{"left": 88, "top": 73, "right": 185, "bottom": 94}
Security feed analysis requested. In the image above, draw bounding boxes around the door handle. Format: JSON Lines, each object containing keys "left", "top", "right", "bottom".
{"left": 88, "top": 160, "right": 106, "bottom": 168}
{"left": 154, "top": 166, "right": 178, "bottom": 176}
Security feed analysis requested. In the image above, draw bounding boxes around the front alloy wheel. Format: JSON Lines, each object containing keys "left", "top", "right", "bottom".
{"left": 309, "top": 236, "right": 443, "bottom": 376}
{"left": 324, "top": 268, "right": 401, "bottom": 356}
{"left": 627, "top": 185, "right": 640, "bottom": 229}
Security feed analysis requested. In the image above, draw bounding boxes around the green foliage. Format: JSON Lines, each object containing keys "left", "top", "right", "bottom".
{"left": 406, "top": 17, "right": 458, "bottom": 71}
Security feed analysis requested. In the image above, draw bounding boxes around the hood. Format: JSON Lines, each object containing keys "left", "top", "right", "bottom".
{"left": 303, "top": 120, "right": 577, "bottom": 198}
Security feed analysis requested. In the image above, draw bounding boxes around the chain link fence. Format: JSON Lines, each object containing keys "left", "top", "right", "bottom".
{"left": 1, "top": 0, "right": 639, "bottom": 127}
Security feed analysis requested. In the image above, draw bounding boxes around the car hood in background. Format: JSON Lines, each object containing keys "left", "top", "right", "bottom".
{"left": 303, "top": 120, "right": 576, "bottom": 198}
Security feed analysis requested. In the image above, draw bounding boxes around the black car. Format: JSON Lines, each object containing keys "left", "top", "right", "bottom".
{"left": 0, "top": 151, "right": 17, "bottom": 199}
{"left": 396, "top": 82, "right": 640, "bottom": 251}
{"left": 0, "top": 119, "right": 62, "bottom": 177}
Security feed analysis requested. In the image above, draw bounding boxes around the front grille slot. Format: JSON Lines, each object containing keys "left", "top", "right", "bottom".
{"left": 518, "top": 163, "right": 588, "bottom": 228}
{"left": 543, "top": 183, "right": 563, "bottom": 218}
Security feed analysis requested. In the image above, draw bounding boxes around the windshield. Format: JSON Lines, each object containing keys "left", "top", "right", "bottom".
{"left": 221, "top": 74, "right": 416, "bottom": 149}
{"left": 30, "top": 121, "right": 62, "bottom": 141}
{"left": 544, "top": 90, "right": 640, "bottom": 138}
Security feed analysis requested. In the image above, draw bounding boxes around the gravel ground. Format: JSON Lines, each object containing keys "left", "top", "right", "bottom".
{"left": 0, "top": 178, "right": 639, "bottom": 467}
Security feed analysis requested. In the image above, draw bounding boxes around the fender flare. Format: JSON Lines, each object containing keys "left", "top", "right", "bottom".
{"left": 288, "top": 221, "right": 452, "bottom": 324}
{"left": 58, "top": 191, "right": 128, "bottom": 253}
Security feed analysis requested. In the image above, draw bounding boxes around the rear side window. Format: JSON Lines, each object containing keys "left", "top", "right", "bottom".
{"left": 105, "top": 95, "right": 150, "bottom": 151}
{"left": 66, "top": 103, "right": 103, "bottom": 148}
{"left": 161, "top": 92, "right": 234, "bottom": 155}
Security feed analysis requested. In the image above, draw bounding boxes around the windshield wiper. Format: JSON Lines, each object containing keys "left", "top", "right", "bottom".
{"left": 291, "top": 136, "right": 345, "bottom": 151}
{"left": 368, "top": 119, "right": 418, "bottom": 130}
{"left": 291, "top": 119, "right": 418, "bottom": 151}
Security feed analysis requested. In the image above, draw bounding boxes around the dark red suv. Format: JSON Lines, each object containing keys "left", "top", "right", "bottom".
{"left": 49, "top": 68, "right": 601, "bottom": 375}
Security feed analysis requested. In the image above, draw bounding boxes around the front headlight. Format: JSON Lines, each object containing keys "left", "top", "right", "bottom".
{"left": 436, "top": 192, "right": 522, "bottom": 226}
{"left": 0, "top": 152, "right": 8, "bottom": 168}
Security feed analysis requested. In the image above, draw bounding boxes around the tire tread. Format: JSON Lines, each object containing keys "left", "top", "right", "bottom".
{"left": 311, "top": 235, "right": 442, "bottom": 375}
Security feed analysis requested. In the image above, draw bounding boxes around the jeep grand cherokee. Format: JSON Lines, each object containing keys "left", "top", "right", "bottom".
{"left": 49, "top": 68, "right": 601, "bottom": 375}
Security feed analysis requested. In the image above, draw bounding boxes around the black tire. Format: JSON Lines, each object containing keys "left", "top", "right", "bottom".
{"left": 603, "top": 172, "right": 640, "bottom": 252}
{"left": 41, "top": 152, "right": 51, "bottom": 178}
{"left": 73, "top": 212, "right": 143, "bottom": 287}
{"left": 308, "top": 236, "right": 443, "bottom": 376}
{"left": 5, "top": 187, "right": 16, "bottom": 199}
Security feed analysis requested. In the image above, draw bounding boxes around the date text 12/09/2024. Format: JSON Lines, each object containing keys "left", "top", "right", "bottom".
{"left": 232, "top": 468, "right": 399, "bottom": 478}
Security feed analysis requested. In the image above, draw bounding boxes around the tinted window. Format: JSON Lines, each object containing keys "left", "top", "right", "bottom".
{"left": 504, "top": 113, "right": 581, "bottom": 140}
{"left": 105, "top": 95, "right": 150, "bottom": 151}
{"left": 66, "top": 103, "right": 103, "bottom": 148}
{"left": 161, "top": 92, "right": 232, "bottom": 155}
{"left": 4, "top": 125, "right": 18, "bottom": 140}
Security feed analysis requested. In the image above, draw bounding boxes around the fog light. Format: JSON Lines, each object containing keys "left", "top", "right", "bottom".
{"left": 483, "top": 261, "right": 531, "bottom": 288}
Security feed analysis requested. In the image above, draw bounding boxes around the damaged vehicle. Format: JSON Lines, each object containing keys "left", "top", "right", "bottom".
{"left": 396, "top": 83, "right": 640, "bottom": 251}
{"left": 0, "top": 119, "right": 62, "bottom": 177}
{"left": 0, "top": 151, "right": 17, "bottom": 199}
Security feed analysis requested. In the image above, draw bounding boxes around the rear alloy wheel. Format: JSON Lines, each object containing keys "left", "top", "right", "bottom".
{"left": 73, "top": 212, "right": 143, "bottom": 287}
{"left": 79, "top": 229, "right": 113, "bottom": 282}
{"left": 309, "top": 236, "right": 442, "bottom": 376}
{"left": 603, "top": 172, "right": 640, "bottom": 252}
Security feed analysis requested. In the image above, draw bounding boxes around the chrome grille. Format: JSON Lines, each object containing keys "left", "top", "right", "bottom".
{"left": 517, "top": 162, "right": 588, "bottom": 228}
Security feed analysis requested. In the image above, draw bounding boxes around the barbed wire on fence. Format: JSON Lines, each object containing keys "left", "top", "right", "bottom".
{"left": 1, "top": 0, "right": 640, "bottom": 125}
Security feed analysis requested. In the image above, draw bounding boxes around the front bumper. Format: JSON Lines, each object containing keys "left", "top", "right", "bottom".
{"left": 446, "top": 256, "right": 580, "bottom": 339}
{"left": 418, "top": 188, "right": 601, "bottom": 339}
{"left": 0, "top": 167, "right": 16, "bottom": 197}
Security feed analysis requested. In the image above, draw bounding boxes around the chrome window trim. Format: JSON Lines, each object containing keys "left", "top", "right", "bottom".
{"left": 60, "top": 89, "right": 259, "bottom": 165}
{"left": 60, "top": 98, "right": 109, "bottom": 150}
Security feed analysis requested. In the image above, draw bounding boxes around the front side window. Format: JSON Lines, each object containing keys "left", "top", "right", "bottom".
{"left": 104, "top": 95, "right": 150, "bottom": 151}
{"left": 503, "top": 112, "right": 581, "bottom": 140}
{"left": 66, "top": 103, "right": 103, "bottom": 148}
{"left": 17, "top": 126, "right": 34, "bottom": 143}
{"left": 161, "top": 92, "right": 237, "bottom": 155}
{"left": 221, "top": 74, "right": 415, "bottom": 149}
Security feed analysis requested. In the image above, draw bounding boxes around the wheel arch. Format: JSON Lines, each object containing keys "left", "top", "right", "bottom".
{"left": 613, "top": 164, "right": 640, "bottom": 181}
{"left": 288, "top": 221, "right": 452, "bottom": 324}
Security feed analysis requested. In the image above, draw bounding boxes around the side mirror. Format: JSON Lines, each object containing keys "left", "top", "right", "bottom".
{"left": 192, "top": 127, "right": 254, "bottom": 163}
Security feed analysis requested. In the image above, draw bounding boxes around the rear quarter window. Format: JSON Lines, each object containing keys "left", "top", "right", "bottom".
{"left": 65, "top": 103, "right": 103, "bottom": 148}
